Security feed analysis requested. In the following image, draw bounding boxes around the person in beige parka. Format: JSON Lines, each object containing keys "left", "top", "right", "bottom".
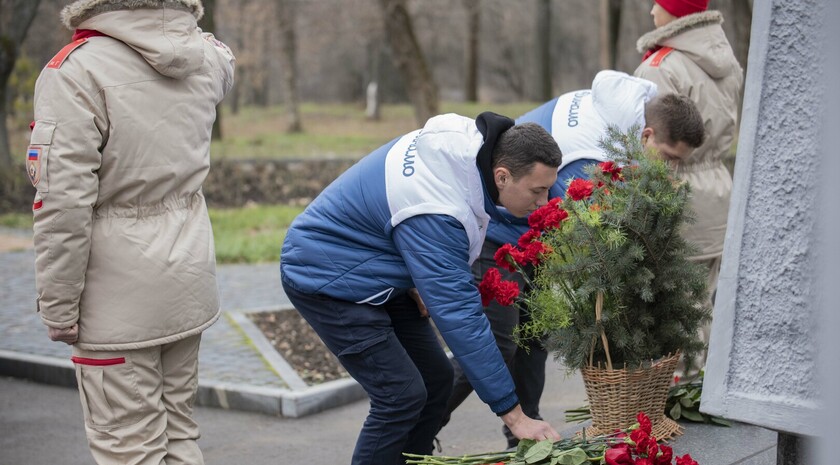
{"left": 27, "top": 0, "right": 234, "bottom": 463}
{"left": 634, "top": 0, "right": 743, "bottom": 375}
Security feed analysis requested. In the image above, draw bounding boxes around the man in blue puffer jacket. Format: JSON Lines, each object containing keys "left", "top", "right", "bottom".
{"left": 440, "top": 71, "right": 706, "bottom": 447}
{"left": 280, "top": 111, "right": 563, "bottom": 465}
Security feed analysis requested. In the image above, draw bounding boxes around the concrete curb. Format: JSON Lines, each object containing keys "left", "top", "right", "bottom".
{"left": 0, "top": 349, "right": 76, "bottom": 387}
{"left": 225, "top": 305, "right": 368, "bottom": 418}
{"left": 227, "top": 306, "right": 307, "bottom": 391}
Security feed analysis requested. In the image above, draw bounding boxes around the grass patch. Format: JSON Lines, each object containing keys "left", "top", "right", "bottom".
{"left": 212, "top": 101, "right": 541, "bottom": 159}
{"left": 1, "top": 206, "right": 300, "bottom": 264}
{"left": 0, "top": 212, "right": 32, "bottom": 229}
{"left": 209, "top": 204, "right": 304, "bottom": 264}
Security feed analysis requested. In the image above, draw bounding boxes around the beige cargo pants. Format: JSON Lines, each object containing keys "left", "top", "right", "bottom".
{"left": 71, "top": 334, "right": 203, "bottom": 465}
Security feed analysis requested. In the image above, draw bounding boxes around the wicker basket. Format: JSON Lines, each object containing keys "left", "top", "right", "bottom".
{"left": 581, "top": 352, "right": 683, "bottom": 441}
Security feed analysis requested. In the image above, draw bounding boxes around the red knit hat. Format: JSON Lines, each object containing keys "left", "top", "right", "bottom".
{"left": 655, "top": 0, "right": 709, "bottom": 17}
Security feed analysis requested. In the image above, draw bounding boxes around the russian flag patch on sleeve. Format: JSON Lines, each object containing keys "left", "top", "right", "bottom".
{"left": 27, "top": 146, "right": 41, "bottom": 186}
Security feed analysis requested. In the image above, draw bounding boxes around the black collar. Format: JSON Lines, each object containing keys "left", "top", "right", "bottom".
{"left": 475, "top": 111, "right": 515, "bottom": 204}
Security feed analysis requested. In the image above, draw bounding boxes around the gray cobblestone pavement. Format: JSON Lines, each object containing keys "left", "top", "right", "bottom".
{"left": 0, "top": 247, "right": 289, "bottom": 389}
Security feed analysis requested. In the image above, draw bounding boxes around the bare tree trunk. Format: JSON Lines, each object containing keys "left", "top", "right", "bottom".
{"left": 256, "top": 24, "right": 270, "bottom": 107}
{"left": 365, "top": 41, "right": 381, "bottom": 121}
{"left": 228, "top": 0, "right": 246, "bottom": 116}
{"left": 278, "top": 0, "right": 301, "bottom": 133}
{"left": 378, "top": 0, "right": 438, "bottom": 127}
{"left": 463, "top": 0, "right": 480, "bottom": 102}
{"left": 599, "top": 0, "right": 622, "bottom": 70}
{"left": 615, "top": 0, "right": 651, "bottom": 73}
{"left": 0, "top": 0, "right": 41, "bottom": 168}
{"left": 534, "top": 0, "right": 551, "bottom": 101}
{"left": 198, "top": 0, "right": 222, "bottom": 140}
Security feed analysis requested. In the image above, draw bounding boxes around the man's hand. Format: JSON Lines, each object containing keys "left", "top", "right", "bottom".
{"left": 501, "top": 405, "right": 561, "bottom": 442}
{"left": 48, "top": 324, "right": 79, "bottom": 345}
{"left": 408, "top": 288, "right": 429, "bottom": 317}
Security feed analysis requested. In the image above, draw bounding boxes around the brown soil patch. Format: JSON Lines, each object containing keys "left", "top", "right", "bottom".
{"left": 249, "top": 309, "right": 348, "bottom": 385}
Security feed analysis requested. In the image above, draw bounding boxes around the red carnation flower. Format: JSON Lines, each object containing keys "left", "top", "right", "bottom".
{"left": 529, "top": 197, "right": 565, "bottom": 231}
{"left": 495, "top": 279, "right": 520, "bottom": 306}
{"left": 477, "top": 267, "right": 520, "bottom": 307}
{"left": 493, "top": 244, "right": 520, "bottom": 272}
{"left": 518, "top": 229, "right": 541, "bottom": 248}
{"left": 528, "top": 206, "right": 547, "bottom": 230}
{"left": 634, "top": 459, "right": 654, "bottom": 465}
{"left": 544, "top": 207, "right": 568, "bottom": 230}
{"left": 521, "top": 240, "right": 551, "bottom": 266}
{"left": 478, "top": 268, "right": 502, "bottom": 306}
{"left": 599, "top": 160, "right": 623, "bottom": 180}
{"left": 567, "top": 178, "right": 594, "bottom": 201}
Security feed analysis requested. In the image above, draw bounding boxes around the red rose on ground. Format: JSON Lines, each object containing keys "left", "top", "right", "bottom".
{"left": 567, "top": 178, "right": 594, "bottom": 200}
{"left": 637, "top": 412, "right": 653, "bottom": 435}
{"left": 645, "top": 441, "right": 660, "bottom": 460}
{"left": 675, "top": 455, "right": 699, "bottom": 465}
{"left": 605, "top": 444, "right": 634, "bottom": 465}
{"left": 630, "top": 428, "right": 649, "bottom": 446}
{"left": 655, "top": 445, "right": 673, "bottom": 465}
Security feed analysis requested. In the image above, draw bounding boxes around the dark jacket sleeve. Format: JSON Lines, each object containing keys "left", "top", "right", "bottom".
{"left": 393, "top": 214, "right": 519, "bottom": 415}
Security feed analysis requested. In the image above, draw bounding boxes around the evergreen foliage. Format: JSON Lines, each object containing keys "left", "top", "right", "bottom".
{"left": 514, "top": 126, "right": 710, "bottom": 369}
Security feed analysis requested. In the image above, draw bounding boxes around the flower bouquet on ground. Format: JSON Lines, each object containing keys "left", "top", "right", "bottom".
{"left": 404, "top": 412, "right": 700, "bottom": 465}
{"left": 481, "top": 127, "right": 710, "bottom": 440}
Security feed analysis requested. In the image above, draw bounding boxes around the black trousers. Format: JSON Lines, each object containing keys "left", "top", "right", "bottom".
{"left": 439, "top": 241, "right": 548, "bottom": 447}
{"left": 283, "top": 278, "right": 453, "bottom": 465}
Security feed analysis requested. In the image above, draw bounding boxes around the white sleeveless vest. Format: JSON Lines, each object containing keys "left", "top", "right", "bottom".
{"left": 552, "top": 70, "right": 658, "bottom": 169}
{"left": 384, "top": 114, "right": 489, "bottom": 265}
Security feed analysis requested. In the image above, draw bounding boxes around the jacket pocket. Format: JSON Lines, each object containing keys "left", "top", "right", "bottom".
{"left": 27, "top": 120, "right": 56, "bottom": 193}
{"left": 73, "top": 356, "right": 144, "bottom": 430}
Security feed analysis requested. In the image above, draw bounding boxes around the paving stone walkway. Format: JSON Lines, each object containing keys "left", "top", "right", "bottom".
{"left": 0, "top": 245, "right": 290, "bottom": 389}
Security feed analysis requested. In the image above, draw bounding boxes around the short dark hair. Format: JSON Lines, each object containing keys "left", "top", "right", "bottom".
{"left": 492, "top": 122, "right": 562, "bottom": 178}
{"left": 645, "top": 93, "right": 706, "bottom": 148}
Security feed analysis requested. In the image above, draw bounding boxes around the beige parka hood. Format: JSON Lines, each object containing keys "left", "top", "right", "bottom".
{"left": 61, "top": 0, "right": 206, "bottom": 79}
